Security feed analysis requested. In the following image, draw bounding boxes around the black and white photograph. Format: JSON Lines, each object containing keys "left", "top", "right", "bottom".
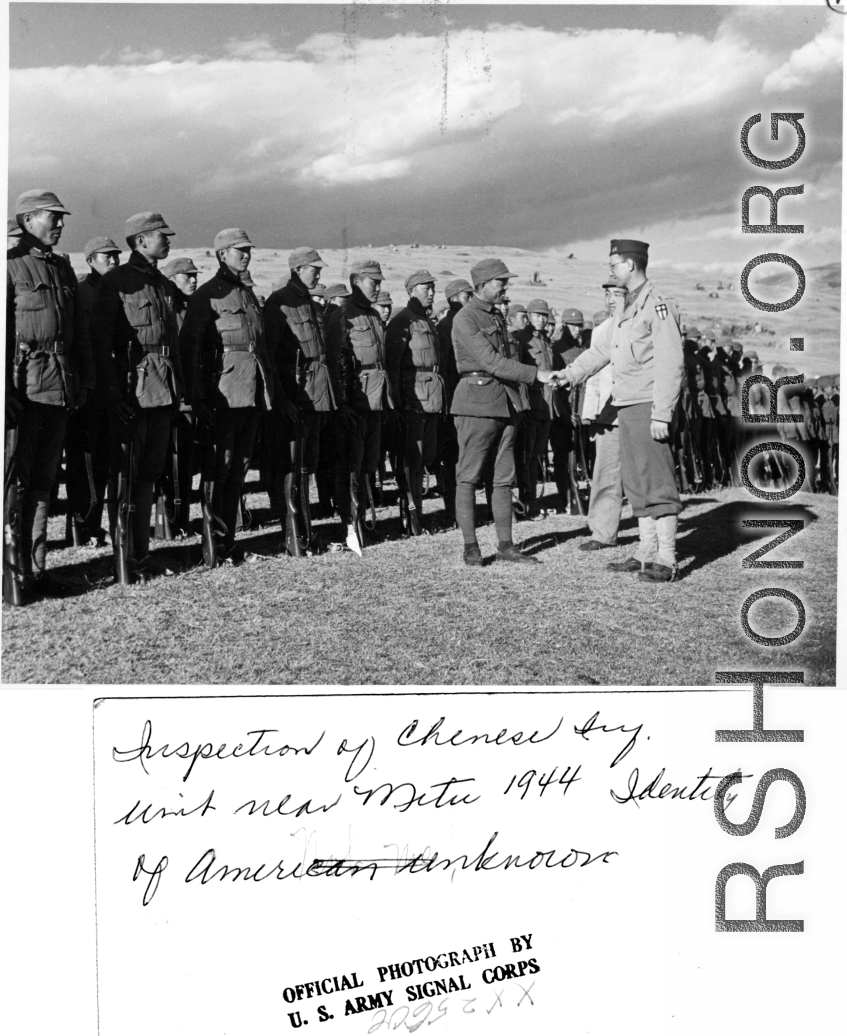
{"left": 3, "top": 4, "right": 846, "bottom": 1036}
{"left": 4, "top": 2, "right": 841, "bottom": 686}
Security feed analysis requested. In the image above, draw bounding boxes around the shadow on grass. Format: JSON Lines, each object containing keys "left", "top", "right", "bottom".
{"left": 677, "top": 500, "right": 820, "bottom": 577}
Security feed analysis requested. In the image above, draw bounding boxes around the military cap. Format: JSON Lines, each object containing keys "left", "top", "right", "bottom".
{"left": 601, "top": 278, "right": 618, "bottom": 289}
{"left": 561, "top": 308, "right": 584, "bottom": 325}
{"left": 507, "top": 303, "right": 527, "bottom": 318}
{"left": 125, "top": 212, "right": 174, "bottom": 238}
{"left": 746, "top": 350, "right": 759, "bottom": 362}
{"left": 684, "top": 326, "right": 702, "bottom": 341}
{"left": 470, "top": 257, "right": 514, "bottom": 287}
{"left": 84, "top": 236, "right": 122, "bottom": 259}
{"left": 7, "top": 217, "right": 23, "bottom": 238}
{"left": 289, "top": 247, "right": 326, "bottom": 270}
{"left": 160, "top": 257, "right": 199, "bottom": 279}
{"left": 376, "top": 291, "right": 393, "bottom": 305}
{"left": 433, "top": 299, "right": 449, "bottom": 316}
{"left": 15, "top": 189, "right": 71, "bottom": 217}
{"left": 213, "top": 227, "right": 251, "bottom": 251}
{"left": 326, "top": 283, "right": 351, "bottom": 300}
{"left": 729, "top": 341, "right": 744, "bottom": 354}
{"left": 610, "top": 239, "right": 649, "bottom": 260}
{"left": 444, "top": 278, "right": 473, "bottom": 300}
{"left": 349, "top": 259, "right": 384, "bottom": 279}
{"left": 310, "top": 285, "right": 327, "bottom": 299}
{"left": 526, "top": 298, "right": 551, "bottom": 315}
{"left": 593, "top": 309, "right": 609, "bottom": 325}
{"left": 405, "top": 269, "right": 436, "bottom": 292}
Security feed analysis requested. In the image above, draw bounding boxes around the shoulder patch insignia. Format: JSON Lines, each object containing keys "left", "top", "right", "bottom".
{"left": 656, "top": 303, "right": 668, "bottom": 320}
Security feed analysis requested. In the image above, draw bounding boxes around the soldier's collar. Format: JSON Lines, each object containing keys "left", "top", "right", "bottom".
{"left": 468, "top": 294, "right": 494, "bottom": 313}
{"left": 129, "top": 250, "right": 158, "bottom": 274}
{"left": 408, "top": 296, "right": 429, "bottom": 317}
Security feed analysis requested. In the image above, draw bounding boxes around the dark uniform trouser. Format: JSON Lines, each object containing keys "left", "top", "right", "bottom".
{"left": 454, "top": 414, "right": 517, "bottom": 546}
{"left": 64, "top": 402, "right": 110, "bottom": 538}
{"left": 107, "top": 404, "right": 172, "bottom": 563}
{"left": 213, "top": 407, "right": 260, "bottom": 553}
{"left": 617, "top": 402, "right": 681, "bottom": 518}
{"left": 436, "top": 412, "right": 459, "bottom": 519}
{"left": 15, "top": 401, "right": 68, "bottom": 576}
{"left": 548, "top": 417, "right": 573, "bottom": 505}
{"left": 156, "top": 410, "right": 195, "bottom": 535}
{"left": 516, "top": 413, "right": 550, "bottom": 505}
{"left": 405, "top": 411, "right": 439, "bottom": 513}
{"left": 334, "top": 410, "right": 382, "bottom": 524}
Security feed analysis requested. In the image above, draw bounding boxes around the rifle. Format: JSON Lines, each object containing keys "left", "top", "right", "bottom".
{"left": 114, "top": 344, "right": 136, "bottom": 585}
{"left": 154, "top": 421, "right": 180, "bottom": 541}
{"left": 3, "top": 427, "right": 23, "bottom": 606}
{"left": 364, "top": 474, "right": 377, "bottom": 531}
{"left": 65, "top": 418, "right": 98, "bottom": 546}
{"left": 298, "top": 421, "right": 312, "bottom": 546}
{"left": 200, "top": 415, "right": 224, "bottom": 567}
{"left": 568, "top": 423, "right": 590, "bottom": 515}
{"left": 283, "top": 428, "right": 305, "bottom": 557}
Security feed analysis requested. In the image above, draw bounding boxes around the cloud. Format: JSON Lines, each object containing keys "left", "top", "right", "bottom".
{"left": 763, "top": 21, "right": 843, "bottom": 93}
{"left": 7, "top": 14, "right": 842, "bottom": 259}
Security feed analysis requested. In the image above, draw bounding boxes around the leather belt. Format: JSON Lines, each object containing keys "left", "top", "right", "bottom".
{"left": 25, "top": 341, "right": 65, "bottom": 355}
{"left": 416, "top": 366, "right": 439, "bottom": 373}
{"left": 301, "top": 355, "right": 325, "bottom": 365}
{"left": 223, "top": 343, "right": 257, "bottom": 353}
{"left": 143, "top": 344, "right": 171, "bottom": 357}
{"left": 459, "top": 370, "right": 488, "bottom": 378}
{"left": 359, "top": 362, "right": 383, "bottom": 371}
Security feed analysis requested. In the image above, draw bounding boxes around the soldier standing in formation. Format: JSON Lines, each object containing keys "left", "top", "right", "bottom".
{"left": 179, "top": 228, "right": 284, "bottom": 562}
{"left": 89, "top": 212, "right": 184, "bottom": 579}
{"left": 326, "top": 259, "right": 394, "bottom": 551}
{"left": 386, "top": 271, "right": 445, "bottom": 535}
{"left": 265, "top": 247, "right": 334, "bottom": 554}
{"left": 435, "top": 278, "right": 474, "bottom": 527}
{"left": 64, "top": 235, "right": 122, "bottom": 546}
{"left": 7, "top": 190, "right": 94, "bottom": 592}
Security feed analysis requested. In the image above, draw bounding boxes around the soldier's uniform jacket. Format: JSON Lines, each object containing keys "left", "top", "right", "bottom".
{"left": 326, "top": 292, "right": 395, "bottom": 413}
{"left": 179, "top": 265, "right": 273, "bottom": 410}
{"left": 722, "top": 361, "right": 742, "bottom": 418}
{"left": 821, "top": 397, "right": 839, "bottom": 445}
{"left": 385, "top": 296, "right": 444, "bottom": 414}
{"left": 449, "top": 295, "right": 537, "bottom": 419}
{"left": 172, "top": 295, "right": 189, "bottom": 334}
{"left": 90, "top": 250, "right": 183, "bottom": 410}
{"left": 265, "top": 276, "right": 334, "bottom": 412}
{"left": 436, "top": 307, "right": 460, "bottom": 404}
{"left": 518, "top": 326, "right": 565, "bottom": 419}
{"left": 703, "top": 352, "right": 728, "bottom": 417}
{"left": 7, "top": 240, "right": 94, "bottom": 408}
{"left": 77, "top": 271, "right": 101, "bottom": 330}
{"left": 690, "top": 355, "right": 715, "bottom": 419}
{"left": 564, "top": 280, "right": 683, "bottom": 424}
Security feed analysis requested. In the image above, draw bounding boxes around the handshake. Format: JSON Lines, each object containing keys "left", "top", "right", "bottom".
{"left": 537, "top": 368, "right": 572, "bottom": 387}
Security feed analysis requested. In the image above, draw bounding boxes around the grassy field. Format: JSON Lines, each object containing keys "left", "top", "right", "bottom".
{"left": 1, "top": 477, "right": 836, "bottom": 686}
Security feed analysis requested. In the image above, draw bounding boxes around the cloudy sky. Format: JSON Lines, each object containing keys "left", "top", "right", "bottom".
{"left": 7, "top": 3, "right": 843, "bottom": 271}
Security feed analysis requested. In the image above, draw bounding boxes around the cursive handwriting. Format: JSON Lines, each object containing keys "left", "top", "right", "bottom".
{"left": 610, "top": 767, "right": 754, "bottom": 806}
{"left": 574, "top": 711, "right": 643, "bottom": 767}
{"left": 113, "top": 719, "right": 325, "bottom": 781}
{"left": 397, "top": 716, "right": 563, "bottom": 749}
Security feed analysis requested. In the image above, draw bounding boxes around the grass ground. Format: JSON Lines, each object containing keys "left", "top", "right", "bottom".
{"left": 1, "top": 477, "right": 836, "bottom": 686}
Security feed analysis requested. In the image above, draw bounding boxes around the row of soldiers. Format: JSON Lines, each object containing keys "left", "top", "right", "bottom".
{"left": 4, "top": 188, "right": 838, "bottom": 602}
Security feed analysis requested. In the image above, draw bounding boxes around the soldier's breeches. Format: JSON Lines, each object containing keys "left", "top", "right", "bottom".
{"left": 618, "top": 402, "right": 681, "bottom": 518}
{"left": 301, "top": 412, "right": 327, "bottom": 475}
{"left": 16, "top": 402, "right": 68, "bottom": 576}
{"left": 15, "top": 401, "right": 67, "bottom": 495}
{"left": 361, "top": 412, "right": 382, "bottom": 474}
{"left": 454, "top": 415, "right": 517, "bottom": 489}
{"left": 212, "top": 407, "right": 260, "bottom": 550}
{"left": 405, "top": 412, "right": 438, "bottom": 474}
{"left": 587, "top": 423, "right": 622, "bottom": 545}
{"left": 542, "top": 416, "right": 571, "bottom": 484}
